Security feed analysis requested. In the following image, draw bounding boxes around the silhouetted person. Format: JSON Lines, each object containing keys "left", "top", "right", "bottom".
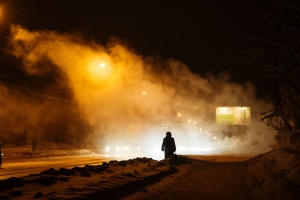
{"left": 0, "top": 142, "right": 3, "bottom": 168}
{"left": 31, "top": 138, "right": 38, "bottom": 152}
{"left": 161, "top": 132, "right": 176, "bottom": 159}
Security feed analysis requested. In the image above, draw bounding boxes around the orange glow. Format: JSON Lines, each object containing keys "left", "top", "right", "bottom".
{"left": 6, "top": 25, "right": 276, "bottom": 158}
{"left": 88, "top": 59, "right": 113, "bottom": 82}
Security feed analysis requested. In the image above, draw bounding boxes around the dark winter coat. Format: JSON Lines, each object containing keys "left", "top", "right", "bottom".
{"left": 161, "top": 136, "right": 176, "bottom": 153}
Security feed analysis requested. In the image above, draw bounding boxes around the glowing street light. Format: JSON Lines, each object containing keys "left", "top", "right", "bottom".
{"left": 100, "top": 63, "right": 106, "bottom": 68}
{"left": 88, "top": 59, "right": 113, "bottom": 82}
{"left": 89, "top": 61, "right": 106, "bottom": 74}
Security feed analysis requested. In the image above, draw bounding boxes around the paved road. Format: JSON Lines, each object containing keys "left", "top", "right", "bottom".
{"left": 147, "top": 161, "right": 247, "bottom": 200}
{"left": 124, "top": 156, "right": 250, "bottom": 200}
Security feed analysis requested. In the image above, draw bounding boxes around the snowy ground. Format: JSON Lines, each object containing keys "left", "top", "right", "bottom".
{"left": 0, "top": 145, "right": 300, "bottom": 200}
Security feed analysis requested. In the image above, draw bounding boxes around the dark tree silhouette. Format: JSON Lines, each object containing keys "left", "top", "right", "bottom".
{"left": 253, "top": 0, "right": 300, "bottom": 149}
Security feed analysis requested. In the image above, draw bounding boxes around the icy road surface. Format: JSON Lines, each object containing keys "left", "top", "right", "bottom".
{"left": 0, "top": 154, "right": 134, "bottom": 180}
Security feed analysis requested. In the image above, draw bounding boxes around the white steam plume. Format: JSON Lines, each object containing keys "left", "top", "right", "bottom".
{"left": 8, "top": 25, "right": 276, "bottom": 159}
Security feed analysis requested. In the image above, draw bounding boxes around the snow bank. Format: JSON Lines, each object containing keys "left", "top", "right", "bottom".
{"left": 246, "top": 148, "right": 300, "bottom": 200}
{"left": 2, "top": 142, "right": 94, "bottom": 161}
{"left": 0, "top": 155, "right": 191, "bottom": 199}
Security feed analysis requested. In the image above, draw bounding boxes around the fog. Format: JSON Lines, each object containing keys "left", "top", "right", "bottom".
{"left": 1, "top": 25, "right": 276, "bottom": 158}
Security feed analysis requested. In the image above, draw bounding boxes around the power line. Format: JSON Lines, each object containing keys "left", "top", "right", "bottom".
{"left": 0, "top": 66, "right": 74, "bottom": 103}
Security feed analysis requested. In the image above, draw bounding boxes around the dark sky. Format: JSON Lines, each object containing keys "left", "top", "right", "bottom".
{"left": 0, "top": 0, "right": 272, "bottom": 90}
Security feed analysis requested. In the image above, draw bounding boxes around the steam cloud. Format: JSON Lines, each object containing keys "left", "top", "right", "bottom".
{"left": 1, "top": 25, "right": 276, "bottom": 159}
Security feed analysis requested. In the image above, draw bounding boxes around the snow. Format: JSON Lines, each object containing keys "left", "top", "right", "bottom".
{"left": 0, "top": 148, "right": 299, "bottom": 200}
{"left": 246, "top": 149, "right": 300, "bottom": 200}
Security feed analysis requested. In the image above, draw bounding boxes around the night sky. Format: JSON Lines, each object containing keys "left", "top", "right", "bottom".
{"left": 0, "top": 0, "right": 272, "bottom": 91}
